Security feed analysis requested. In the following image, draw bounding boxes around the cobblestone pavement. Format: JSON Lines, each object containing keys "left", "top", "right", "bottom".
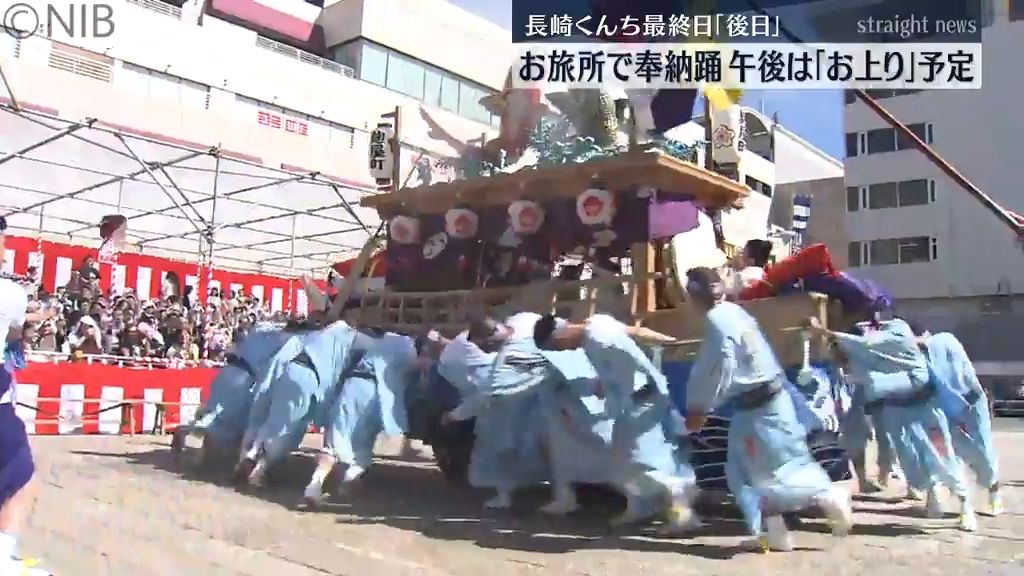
{"left": 20, "top": 421, "right": 1024, "bottom": 576}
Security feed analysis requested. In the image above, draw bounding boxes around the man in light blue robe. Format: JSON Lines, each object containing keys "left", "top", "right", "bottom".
{"left": 683, "top": 268, "right": 851, "bottom": 552}
{"left": 177, "top": 326, "right": 298, "bottom": 466}
{"left": 441, "top": 313, "right": 555, "bottom": 510}
{"left": 831, "top": 342, "right": 898, "bottom": 495}
{"left": 910, "top": 324, "right": 1002, "bottom": 516}
{"left": 535, "top": 312, "right": 700, "bottom": 531}
{"left": 810, "top": 316, "right": 977, "bottom": 531}
{"left": 235, "top": 320, "right": 359, "bottom": 487}
{"left": 302, "top": 331, "right": 417, "bottom": 505}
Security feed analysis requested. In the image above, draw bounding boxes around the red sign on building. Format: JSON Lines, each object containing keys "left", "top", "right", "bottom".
{"left": 258, "top": 110, "right": 308, "bottom": 136}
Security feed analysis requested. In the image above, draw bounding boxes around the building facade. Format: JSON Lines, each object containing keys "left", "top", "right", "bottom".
{"left": 667, "top": 106, "right": 844, "bottom": 255}
{"left": 0, "top": 0, "right": 509, "bottom": 196}
{"left": 841, "top": 1, "right": 1023, "bottom": 361}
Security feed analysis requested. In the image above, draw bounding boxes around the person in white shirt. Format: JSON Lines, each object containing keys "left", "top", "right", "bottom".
{"left": 726, "top": 239, "right": 773, "bottom": 298}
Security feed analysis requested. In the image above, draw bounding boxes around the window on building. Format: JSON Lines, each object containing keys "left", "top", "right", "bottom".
{"left": 845, "top": 132, "right": 859, "bottom": 157}
{"left": 899, "top": 236, "right": 933, "bottom": 263}
{"left": 866, "top": 128, "right": 897, "bottom": 154}
{"left": 864, "top": 179, "right": 934, "bottom": 209}
{"left": 439, "top": 73, "right": 460, "bottom": 113}
{"left": 359, "top": 42, "right": 388, "bottom": 86}
{"left": 118, "top": 62, "right": 209, "bottom": 109}
{"left": 846, "top": 186, "right": 860, "bottom": 212}
{"left": 1011, "top": 0, "right": 1023, "bottom": 21}
{"left": 869, "top": 238, "right": 900, "bottom": 265}
{"left": 898, "top": 179, "right": 931, "bottom": 206}
{"left": 340, "top": 39, "right": 497, "bottom": 127}
{"left": 867, "top": 182, "right": 898, "bottom": 209}
{"left": 847, "top": 242, "right": 862, "bottom": 267}
{"left": 385, "top": 51, "right": 426, "bottom": 100}
{"left": 423, "top": 67, "right": 443, "bottom": 108}
{"left": 745, "top": 176, "right": 772, "bottom": 197}
{"left": 459, "top": 82, "right": 491, "bottom": 124}
{"left": 868, "top": 236, "right": 936, "bottom": 265}
{"left": 896, "top": 122, "right": 932, "bottom": 149}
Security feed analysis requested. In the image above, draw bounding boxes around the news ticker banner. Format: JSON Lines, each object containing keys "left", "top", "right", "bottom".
{"left": 511, "top": 0, "right": 986, "bottom": 44}
{"left": 511, "top": 43, "right": 982, "bottom": 90}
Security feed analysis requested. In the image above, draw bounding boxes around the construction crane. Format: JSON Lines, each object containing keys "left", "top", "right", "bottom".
{"left": 746, "top": 0, "right": 1024, "bottom": 240}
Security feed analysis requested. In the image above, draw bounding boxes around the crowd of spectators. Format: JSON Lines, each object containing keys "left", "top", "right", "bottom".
{"left": 14, "top": 255, "right": 292, "bottom": 364}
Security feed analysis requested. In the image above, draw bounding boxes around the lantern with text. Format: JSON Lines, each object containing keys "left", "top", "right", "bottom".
{"left": 710, "top": 105, "right": 746, "bottom": 165}
{"left": 508, "top": 200, "right": 545, "bottom": 234}
{"left": 389, "top": 215, "right": 420, "bottom": 245}
{"left": 445, "top": 208, "right": 478, "bottom": 239}
{"left": 369, "top": 122, "right": 395, "bottom": 182}
{"left": 576, "top": 188, "right": 615, "bottom": 226}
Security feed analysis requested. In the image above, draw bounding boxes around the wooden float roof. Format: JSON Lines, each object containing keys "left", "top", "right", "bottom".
{"left": 360, "top": 150, "right": 749, "bottom": 217}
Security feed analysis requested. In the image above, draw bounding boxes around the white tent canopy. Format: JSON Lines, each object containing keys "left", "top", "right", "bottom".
{"left": 0, "top": 103, "right": 380, "bottom": 277}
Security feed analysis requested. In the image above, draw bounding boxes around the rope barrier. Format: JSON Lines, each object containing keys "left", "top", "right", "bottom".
{"left": 15, "top": 397, "right": 196, "bottom": 436}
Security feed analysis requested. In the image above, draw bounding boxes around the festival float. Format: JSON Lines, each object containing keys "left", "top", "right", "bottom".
{"left": 340, "top": 82, "right": 893, "bottom": 488}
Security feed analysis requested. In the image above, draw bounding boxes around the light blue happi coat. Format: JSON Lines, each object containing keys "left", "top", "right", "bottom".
{"left": 448, "top": 313, "right": 555, "bottom": 491}
{"left": 579, "top": 315, "right": 695, "bottom": 499}
{"left": 687, "top": 302, "right": 832, "bottom": 536}
{"left": 194, "top": 328, "right": 295, "bottom": 445}
{"left": 833, "top": 320, "right": 965, "bottom": 495}
{"left": 924, "top": 332, "right": 998, "bottom": 489}
{"left": 438, "top": 331, "right": 495, "bottom": 396}
{"left": 838, "top": 366, "right": 895, "bottom": 475}
{"left": 248, "top": 321, "right": 358, "bottom": 465}
{"left": 325, "top": 333, "right": 417, "bottom": 469}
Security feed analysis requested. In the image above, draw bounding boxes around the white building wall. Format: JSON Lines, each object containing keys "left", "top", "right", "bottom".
{"left": 0, "top": 0, "right": 500, "bottom": 188}
{"left": 842, "top": 9, "right": 1024, "bottom": 300}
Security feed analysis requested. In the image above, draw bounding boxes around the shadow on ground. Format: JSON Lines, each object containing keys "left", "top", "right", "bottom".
{"left": 70, "top": 441, "right": 924, "bottom": 558}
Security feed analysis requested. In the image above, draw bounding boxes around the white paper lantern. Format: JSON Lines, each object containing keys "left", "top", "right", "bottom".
{"left": 445, "top": 208, "right": 478, "bottom": 239}
{"left": 576, "top": 188, "right": 615, "bottom": 226}
{"left": 508, "top": 200, "right": 545, "bottom": 234}
{"left": 389, "top": 215, "right": 420, "bottom": 244}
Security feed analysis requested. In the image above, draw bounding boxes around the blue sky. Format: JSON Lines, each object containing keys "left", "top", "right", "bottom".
{"left": 449, "top": 0, "right": 845, "bottom": 159}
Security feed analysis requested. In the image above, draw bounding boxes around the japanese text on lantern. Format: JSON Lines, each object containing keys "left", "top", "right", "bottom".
{"left": 257, "top": 111, "right": 308, "bottom": 136}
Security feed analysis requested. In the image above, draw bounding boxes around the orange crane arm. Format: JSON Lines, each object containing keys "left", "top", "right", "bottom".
{"left": 746, "top": 0, "right": 1024, "bottom": 239}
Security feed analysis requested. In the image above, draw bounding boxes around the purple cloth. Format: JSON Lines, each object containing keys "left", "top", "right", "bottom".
{"left": 0, "top": 403, "right": 34, "bottom": 506}
{"left": 800, "top": 272, "right": 894, "bottom": 314}
{"left": 648, "top": 197, "right": 699, "bottom": 239}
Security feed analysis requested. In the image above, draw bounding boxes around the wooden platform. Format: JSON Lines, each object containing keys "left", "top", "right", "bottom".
{"left": 360, "top": 150, "right": 749, "bottom": 217}
{"left": 343, "top": 277, "right": 831, "bottom": 367}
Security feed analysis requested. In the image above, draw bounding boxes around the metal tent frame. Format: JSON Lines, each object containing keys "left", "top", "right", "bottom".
{"left": 0, "top": 102, "right": 380, "bottom": 278}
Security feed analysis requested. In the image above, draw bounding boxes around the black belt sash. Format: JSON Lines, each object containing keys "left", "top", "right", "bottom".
{"left": 734, "top": 380, "right": 783, "bottom": 411}
{"left": 963, "top": 389, "right": 981, "bottom": 405}
{"left": 226, "top": 354, "right": 255, "bottom": 377}
{"left": 293, "top": 351, "right": 315, "bottom": 370}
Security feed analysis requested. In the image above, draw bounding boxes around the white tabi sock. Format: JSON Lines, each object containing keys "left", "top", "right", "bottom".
{"left": 959, "top": 497, "right": 978, "bottom": 532}
{"left": 0, "top": 532, "right": 16, "bottom": 560}
{"left": 304, "top": 467, "right": 330, "bottom": 500}
{"left": 342, "top": 465, "right": 365, "bottom": 483}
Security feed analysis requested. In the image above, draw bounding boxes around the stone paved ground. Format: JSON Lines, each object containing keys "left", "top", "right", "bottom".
{"left": 19, "top": 420, "right": 1024, "bottom": 576}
